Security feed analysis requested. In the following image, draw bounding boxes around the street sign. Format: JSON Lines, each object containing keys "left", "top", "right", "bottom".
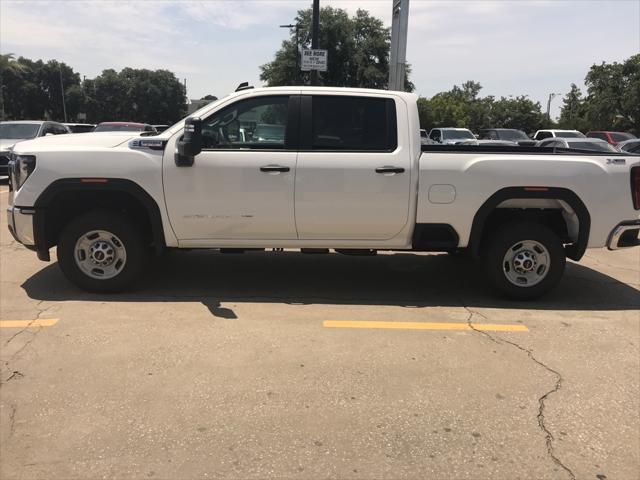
{"left": 301, "top": 49, "right": 328, "bottom": 72}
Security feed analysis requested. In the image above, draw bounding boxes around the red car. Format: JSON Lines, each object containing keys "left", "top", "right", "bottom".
{"left": 93, "top": 122, "right": 157, "bottom": 133}
{"left": 586, "top": 130, "right": 636, "bottom": 146}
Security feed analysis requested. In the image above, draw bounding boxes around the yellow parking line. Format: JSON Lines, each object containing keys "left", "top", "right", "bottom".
{"left": 323, "top": 320, "right": 528, "bottom": 332}
{"left": 0, "top": 319, "right": 59, "bottom": 328}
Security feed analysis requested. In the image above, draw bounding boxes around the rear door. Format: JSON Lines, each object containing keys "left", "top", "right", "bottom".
{"left": 294, "top": 94, "right": 411, "bottom": 240}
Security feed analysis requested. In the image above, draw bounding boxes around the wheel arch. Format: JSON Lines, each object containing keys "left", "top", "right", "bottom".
{"left": 468, "top": 187, "right": 590, "bottom": 261}
{"left": 32, "top": 178, "right": 166, "bottom": 257}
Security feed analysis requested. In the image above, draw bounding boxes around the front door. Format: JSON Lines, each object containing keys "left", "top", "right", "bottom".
{"left": 163, "top": 95, "right": 298, "bottom": 241}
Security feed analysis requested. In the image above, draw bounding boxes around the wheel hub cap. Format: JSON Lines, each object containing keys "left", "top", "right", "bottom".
{"left": 74, "top": 230, "right": 127, "bottom": 280}
{"left": 502, "top": 240, "right": 550, "bottom": 287}
{"left": 89, "top": 241, "right": 115, "bottom": 266}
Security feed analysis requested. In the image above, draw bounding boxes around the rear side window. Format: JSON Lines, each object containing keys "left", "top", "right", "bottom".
{"left": 588, "top": 132, "right": 607, "bottom": 141}
{"left": 536, "top": 131, "right": 552, "bottom": 140}
{"left": 311, "top": 96, "right": 397, "bottom": 151}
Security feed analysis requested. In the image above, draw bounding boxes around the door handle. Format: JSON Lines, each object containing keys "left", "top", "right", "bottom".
{"left": 260, "top": 165, "right": 290, "bottom": 173}
{"left": 375, "top": 166, "right": 405, "bottom": 174}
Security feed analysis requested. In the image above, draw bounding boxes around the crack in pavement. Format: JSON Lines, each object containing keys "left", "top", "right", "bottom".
{"left": 1, "top": 301, "right": 53, "bottom": 386}
{"left": 462, "top": 303, "right": 576, "bottom": 480}
{"left": 8, "top": 403, "right": 17, "bottom": 437}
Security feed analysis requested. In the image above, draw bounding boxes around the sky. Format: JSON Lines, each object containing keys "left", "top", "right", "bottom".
{"left": 1, "top": 0, "right": 639, "bottom": 119}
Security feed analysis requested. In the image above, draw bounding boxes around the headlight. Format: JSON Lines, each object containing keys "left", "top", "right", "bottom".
{"left": 10, "top": 154, "right": 37, "bottom": 190}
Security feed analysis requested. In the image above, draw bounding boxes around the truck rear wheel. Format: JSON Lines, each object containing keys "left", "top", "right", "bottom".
{"left": 57, "top": 211, "right": 147, "bottom": 292}
{"left": 483, "top": 222, "right": 565, "bottom": 300}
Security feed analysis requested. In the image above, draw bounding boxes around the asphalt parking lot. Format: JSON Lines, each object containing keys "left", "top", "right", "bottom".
{"left": 1, "top": 181, "right": 639, "bottom": 480}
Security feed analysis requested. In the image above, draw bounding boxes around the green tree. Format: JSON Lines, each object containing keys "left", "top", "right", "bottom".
{"left": 260, "top": 7, "right": 413, "bottom": 91}
{"left": 417, "top": 81, "right": 545, "bottom": 134}
{"left": 85, "top": 68, "right": 186, "bottom": 124}
{"left": 582, "top": 54, "right": 639, "bottom": 133}
{"left": 558, "top": 83, "right": 588, "bottom": 130}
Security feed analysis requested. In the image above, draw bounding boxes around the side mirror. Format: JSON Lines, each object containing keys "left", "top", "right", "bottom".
{"left": 45, "top": 132, "right": 54, "bottom": 136}
{"left": 175, "top": 117, "right": 202, "bottom": 167}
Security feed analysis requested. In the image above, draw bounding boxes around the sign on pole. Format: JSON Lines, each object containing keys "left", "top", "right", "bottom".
{"left": 301, "top": 49, "right": 328, "bottom": 72}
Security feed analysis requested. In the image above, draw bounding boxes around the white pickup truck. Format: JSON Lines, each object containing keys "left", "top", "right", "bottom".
{"left": 6, "top": 86, "right": 640, "bottom": 299}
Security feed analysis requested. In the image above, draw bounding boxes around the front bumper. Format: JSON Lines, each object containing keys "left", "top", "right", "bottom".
{"left": 607, "top": 221, "right": 640, "bottom": 250}
{"left": 6, "top": 206, "right": 36, "bottom": 246}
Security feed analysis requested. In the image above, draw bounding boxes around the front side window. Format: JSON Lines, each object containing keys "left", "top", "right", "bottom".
{"left": 311, "top": 96, "right": 397, "bottom": 151}
{"left": 430, "top": 130, "right": 441, "bottom": 141}
{"left": 201, "top": 96, "right": 289, "bottom": 150}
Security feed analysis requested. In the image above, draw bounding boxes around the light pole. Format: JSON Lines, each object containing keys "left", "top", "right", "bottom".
{"left": 310, "top": 0, "right": 320, "bottom": 86}
{"left": 280, "top": 23, "right": 300, "bottom": 85}
{"left": 59, "top": 63, "right": 68, "bottom": 123}
{"left": 546, "top": 92, "right": 561, "bottom": 123}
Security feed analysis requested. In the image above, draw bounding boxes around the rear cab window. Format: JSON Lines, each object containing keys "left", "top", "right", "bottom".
{"left": 309, "top": 96, "right": 397, "bottom": 151}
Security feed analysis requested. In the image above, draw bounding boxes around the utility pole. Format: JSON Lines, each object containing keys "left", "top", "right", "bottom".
{"left": 546, "top": 92, "right": 561, "bottom": 123}
{"left": 389, "top": 0, "right": 410, "bottom": 91}
{"left": 280, "top": 23, "right": 300, "bottom": 85}
{"left": 59, "top": 64, "right": 68, "bottom": 122}
{"left": 310, "top": 0, "right": 320, "bottom": 86}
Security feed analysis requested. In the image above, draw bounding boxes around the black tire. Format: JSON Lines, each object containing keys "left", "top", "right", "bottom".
{"left": 483, "top": 222, "right": 566, "bottom": 300}
{"left": 57, "top": 210, "right": 148, "bottom": 293}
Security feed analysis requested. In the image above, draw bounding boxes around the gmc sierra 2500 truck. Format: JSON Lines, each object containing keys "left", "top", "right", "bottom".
{"left": 6, "top": 86, "right": 640, "bottom": 299}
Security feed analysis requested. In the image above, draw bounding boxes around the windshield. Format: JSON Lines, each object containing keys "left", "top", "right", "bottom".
{"left": 498, "top": 129, "right": 528, "bottom": 141}
{"left": 0, "top": 123, "right": 40, "bottom": 139}
{"left": 555, "top": 131, "right": 584, "bottom": 138}
{"left": 444, "top": 130, "right": 475, "bottom": 140}
{"left": 94, "top": 124, "right": 143, "bottom": 132}
{"left": 569, "top": 141, "right": 618, "bottom": 152}
{"left": 611, "top": 132, "right": 635, "bottom": 142}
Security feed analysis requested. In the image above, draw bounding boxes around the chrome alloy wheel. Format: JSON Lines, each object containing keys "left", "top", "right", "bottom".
{"left": 74, "top": 230, "right": 127, "bottom": 280}
{"left": 502, "top": 240, "right": 550, "bottom": 287}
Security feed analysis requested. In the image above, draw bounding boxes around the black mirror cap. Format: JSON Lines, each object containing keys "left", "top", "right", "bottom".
{"left": 183, "top": 117, "right": 203, "bottom": 156}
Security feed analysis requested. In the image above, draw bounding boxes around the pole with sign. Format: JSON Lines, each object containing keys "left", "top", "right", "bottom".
{"left": 301, "top": 49, "right": 328, "bottom": 72}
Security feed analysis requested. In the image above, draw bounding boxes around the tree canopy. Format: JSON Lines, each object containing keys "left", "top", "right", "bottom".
{"left": 417, "top": 81, "right": 547, "bottom": 133}
{"left": 260, "top": 6, "right": 414, "bottom": 92}
{"left": 558, "top": 54, "right": 639, "bottom": 133}
{"left": 1, "top": 55, "right": 186, "bottom": 124}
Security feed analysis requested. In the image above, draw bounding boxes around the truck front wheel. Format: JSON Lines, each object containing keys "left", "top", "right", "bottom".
{"left": 57, "top": 211, "right": 148, "bottom": 292}
{"left": 483, "top": 222, "right": 565, "bottom": 300}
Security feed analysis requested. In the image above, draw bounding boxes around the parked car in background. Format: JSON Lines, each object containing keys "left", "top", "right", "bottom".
{"left": 153, "top": 125, "right": 169, "bottom": 133}
{"left": 64, "top": 123, "right": 96, "bottom": 133}
{"left": 428, "top": 127, "right": 476, "bottom": 144}
{"left": 586, "top": 131, "right": 636, "bottom": 146}
{"left": 537, "top": 137, "right": 619, "bottom": 152}
{"left": 93, "top": 122, "right": 157, "bottom": 133}
{"left": 479, "top": 128, "right": 537, "bottom": 146}
{"left": 0, "top": 121, "right": 69, "bottom": 175}
{"left": 618, "top": 139, "right": 640, "bottom": 154}
{"left": 458, "top": 139, "right": 519, "bottom": 147}
{"left": 533, "top": 129, "right": 585, "bottom": 140}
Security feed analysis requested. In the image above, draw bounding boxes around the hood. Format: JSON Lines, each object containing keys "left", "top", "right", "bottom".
{"left": 0, "top": 138, "right": 25, "bottom": 151}
{"left": 12, "top": 132, "right": 144, "bottom": 152}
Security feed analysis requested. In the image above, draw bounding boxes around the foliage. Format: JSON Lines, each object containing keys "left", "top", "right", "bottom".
{"left": 557, "top": 55, "right": 639, "bottom": 134}
{"left": 417, "top": 81, "right": 547, "bottom": 134}
{"left": 260, "top": 6, "right": 414, "bottom": 92}
{"left": 1, "top": 56, "right": 186, "bottom": 124}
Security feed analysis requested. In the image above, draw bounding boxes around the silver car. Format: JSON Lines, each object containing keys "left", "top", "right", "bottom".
{"left": 537, "top": 137, "right": 619, "bottom": 152}
{"left": 0, "top": 121, "right": 70, "bottom": 176}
